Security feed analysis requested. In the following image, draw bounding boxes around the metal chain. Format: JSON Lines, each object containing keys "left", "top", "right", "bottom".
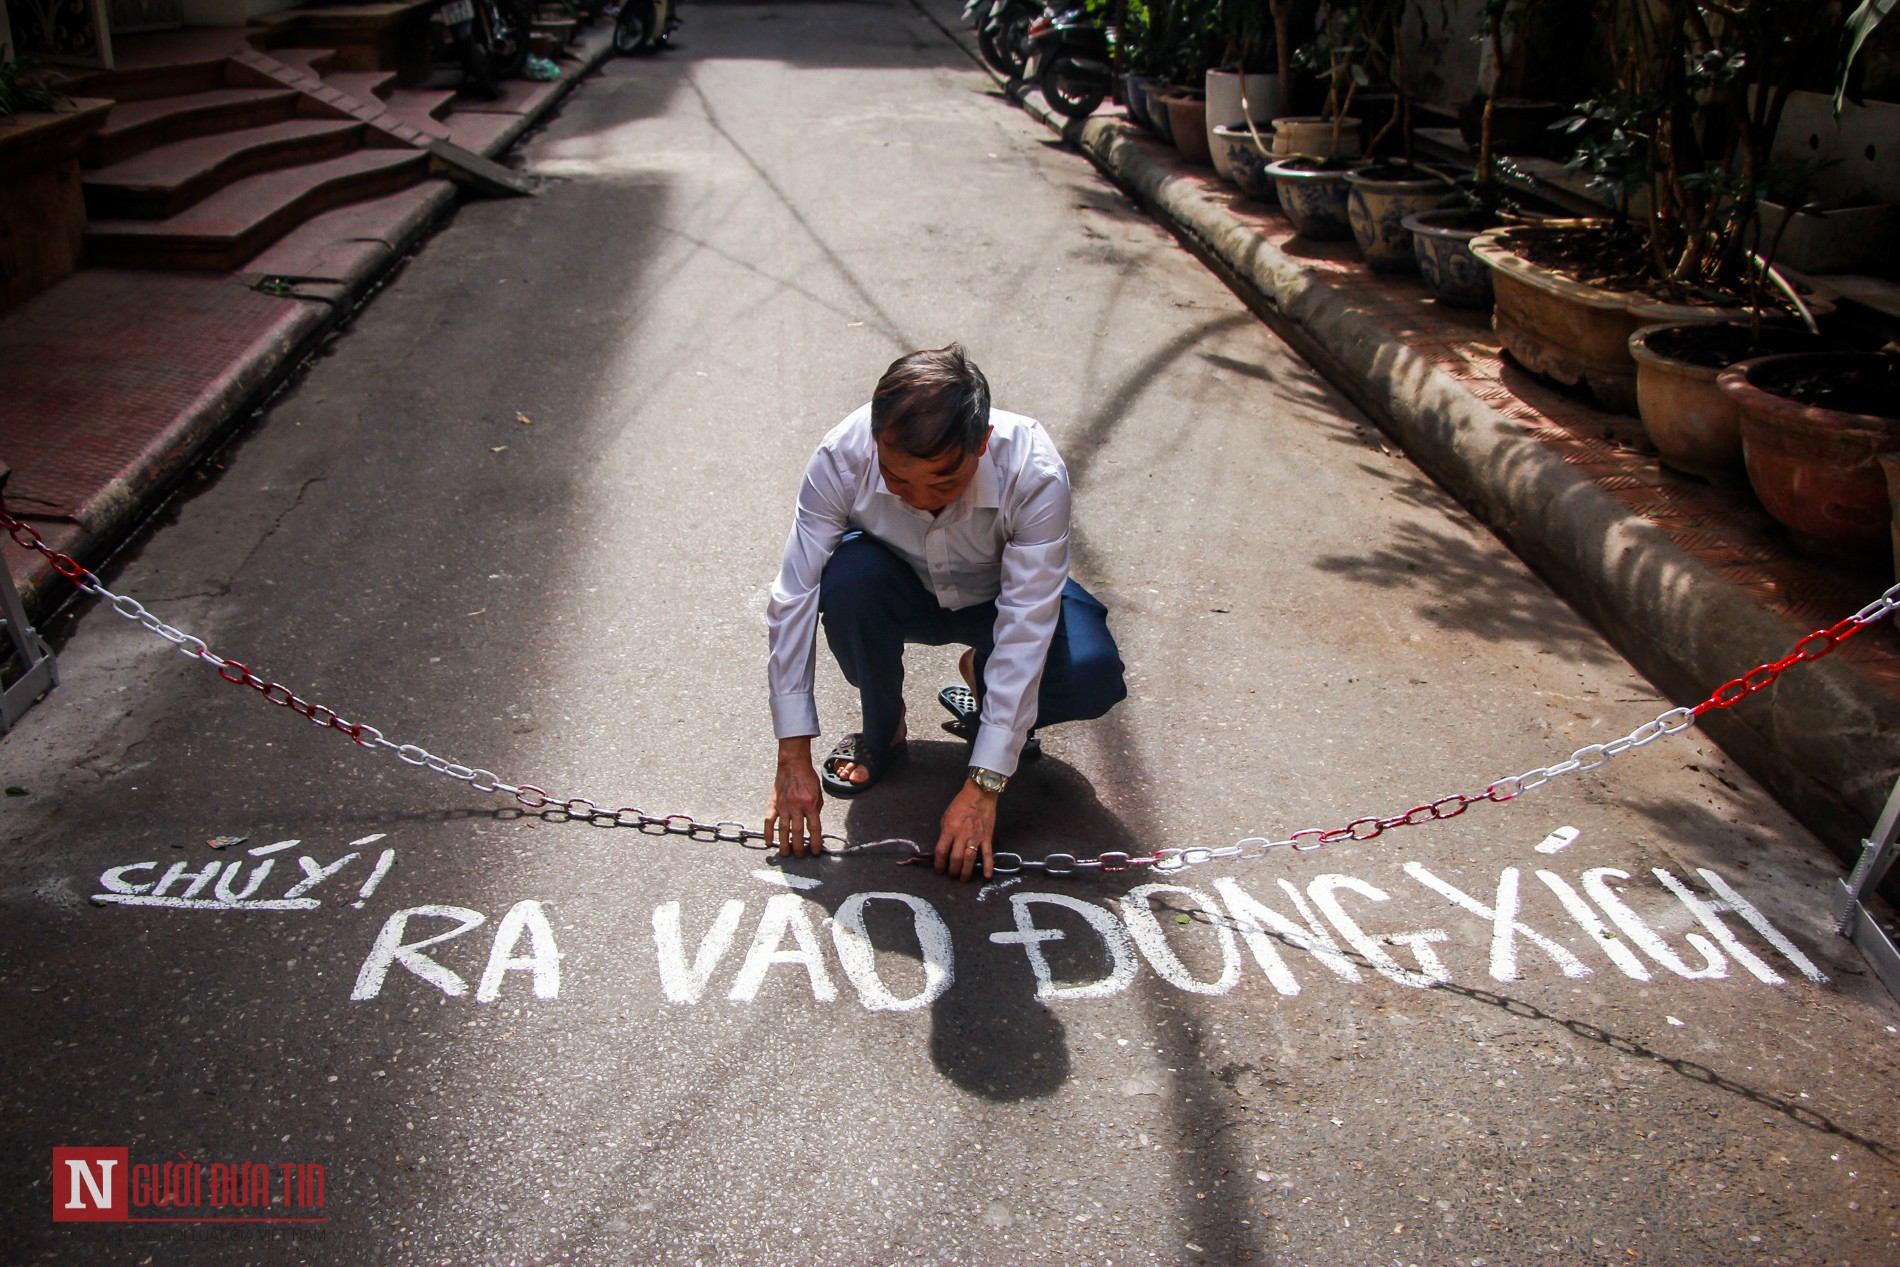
{"left": 6, "top": 504, "right": 1897, "bottom": 876}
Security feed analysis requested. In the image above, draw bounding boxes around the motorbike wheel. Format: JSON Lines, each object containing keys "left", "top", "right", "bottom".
{"left": 1039, "top": 51, "right": 1106, "bottom": 119}
{"left": 613, "top": 3, "right": 652, "bottom": 52}
{"left": 1000, "top": 14, "right": 1033, "bottom": 77}
{"left": 488, "top": 0, "right": 532, "bottom": 79}
{"left": 975, "top": 22, "right": 1014, "bottom": 76}
{"left": 456, "top": 29, "right": 500, "bottom": 99}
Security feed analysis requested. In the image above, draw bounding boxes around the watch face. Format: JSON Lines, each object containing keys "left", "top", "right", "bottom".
{"left": 971, "top": 767, "right": 1006, "bottom": 792}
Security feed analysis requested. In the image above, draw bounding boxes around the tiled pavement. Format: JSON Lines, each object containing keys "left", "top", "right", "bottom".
{"left": 0, "top": 22, "right": 616, "bottom": 615}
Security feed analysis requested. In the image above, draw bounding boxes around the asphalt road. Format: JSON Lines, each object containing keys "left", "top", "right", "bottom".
{"left": 5, "top": 3, "right": 1899, "bottom": 1264}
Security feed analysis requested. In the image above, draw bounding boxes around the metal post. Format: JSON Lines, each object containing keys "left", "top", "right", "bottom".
{"left": 0, "top": 466, "right": 59, "bottom": 734}
{"left": 1835, "top": 772, "right": 1900, "bottom": 1002}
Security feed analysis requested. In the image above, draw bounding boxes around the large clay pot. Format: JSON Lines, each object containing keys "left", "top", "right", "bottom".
{"left": 1719, "top": 353, "right": 1900, "bottom": 562}
{"left": 1467, "top": 227, "right": 1762, "bottom": 416}
{"left": 1158, "top": 92, "right": 1211, "bottom": 164}
{"left": 1269, "top": 115, "right": 1362, "bottom": 160}
{"left": 1266, "top": 157, "right": 1357, "bottom": 240}
{"left": 1204, "top": 69, "right": 1281, "bottom": 182}
{"left": 1403, "top": 209, "right": 1494, "bottom": 308}
{"left": 1211, "top": 123, "right": 1276, "bottom": 201}
{"left": 1345, "top": 165, "right": 1450, "bottom": 271}
{"left": 1627, "top": 323, "right": 1826, "bottom": 484}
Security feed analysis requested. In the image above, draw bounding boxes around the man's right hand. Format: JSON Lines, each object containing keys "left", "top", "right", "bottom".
{"left": 766, "top": 736, "right": 825, "bottom": 857}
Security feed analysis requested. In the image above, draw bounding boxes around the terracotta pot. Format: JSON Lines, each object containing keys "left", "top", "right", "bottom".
{"left": 1467, "top": 227, "right": 1761, "bottom": 416}
{"left": 1345, "top": 166, "right": 1451, "bottom": 272}
{"left": 1627, "top": 323, "right": 1826, "bottom": 484}
{"left": 1204, "top": 69, "right": 1281, "bottom": 182}
{"left": 1266, "top": 157, "right": 1356, "bottom": 240}
{"left": 1403, "top": 209, "right": 1493, "bottom": 308}
{"left": 1158, "top": 93, "right": 1211, "bottom": 164}
{"left": 1270, "top": 116, "right": 1362, "bottom": 160}
{"left": 1211, "top": 123, "right": 1276, "bottom": 201}
{"left": 1719, "top": 353, "right": 1900, "bottom": 562}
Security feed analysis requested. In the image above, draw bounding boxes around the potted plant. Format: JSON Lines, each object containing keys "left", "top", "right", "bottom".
{"left": 1718, "top": 352, "right": 1900, "bottom": 562}
{"left": 0, "top": 58, "right": 109, "bottom": 314}
{"left": 1468, "top": 0, "right": 1854, "bottom": 414}
{"left": 1266, "top": 1, "right": 1380, "bottom": 237}
{"left": 1205, "top": 0, "right": 1288, "bottom": 183}
{"left": 1627, "top": 321, "right": 1830, "bottom": 481}
{"left": 1151, "top": 0, "right": 1223, "bottom": 164}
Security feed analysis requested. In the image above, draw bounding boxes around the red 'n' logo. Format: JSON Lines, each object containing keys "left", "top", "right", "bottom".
{"left": 51, "top": 1148, "right": 128, "bottom": 1222}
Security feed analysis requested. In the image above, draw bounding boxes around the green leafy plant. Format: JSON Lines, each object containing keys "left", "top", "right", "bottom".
{"left": 0, "top": 57, "right": 72, "bottom": 120}
{"left": 1553, "top": 0, "right": 1850, "bottom": 304}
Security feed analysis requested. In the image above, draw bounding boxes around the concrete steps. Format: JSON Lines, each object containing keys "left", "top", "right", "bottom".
{"left": 86, "top": 147, "right": 430, "bottom": 270}
{"left": 319, "top": 70, "right": 397, "bottom": 105}
{"left": 86, "top": 86, "right": 304, "bottom": 168}
{"left": 382, "top": 87, "right": 457, "bottom": 138}
{"left": 83, "top": 118, "right": 369, "bottom": 219}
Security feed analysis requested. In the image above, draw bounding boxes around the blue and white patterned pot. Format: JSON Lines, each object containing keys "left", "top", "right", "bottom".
{"left": 1264, "top": 157, "right": 1355, "bottom": 240}
{"left": 1212, "top": 123, "right": 1276, "bottom": 202}
{"left": 1402, "top": 209, "right": 1494, "bottom": 307}
{"left": 1345, "top": 168, "right": 1451, "bottom": 271}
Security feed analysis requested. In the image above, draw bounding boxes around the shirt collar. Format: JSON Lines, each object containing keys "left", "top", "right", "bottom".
{"left": 971, "top": 447, "right": 1001, "bottom": 509}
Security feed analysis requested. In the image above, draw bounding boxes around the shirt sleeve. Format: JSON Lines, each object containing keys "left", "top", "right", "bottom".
{"left": 971, "top": 468, "right": 1071, "bottom": 776}
{"left": 766, "top": 444, "right": 852, "bottom": 739}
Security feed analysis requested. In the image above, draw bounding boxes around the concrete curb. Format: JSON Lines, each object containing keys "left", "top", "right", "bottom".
{"left": 923, "top": 2, "right": 1899, "bottom": 857}
{"left": 15, "top": 29, "right": 619, "bottom": 618}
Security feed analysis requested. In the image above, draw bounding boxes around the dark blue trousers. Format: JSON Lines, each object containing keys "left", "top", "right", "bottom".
{"left": 819, "top": 531, "right": 1127, "bottom": 755}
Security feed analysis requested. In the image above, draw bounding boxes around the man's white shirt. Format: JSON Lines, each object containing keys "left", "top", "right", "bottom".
{"left": 766, "top": 403, "right": 1072, "bottom": 776}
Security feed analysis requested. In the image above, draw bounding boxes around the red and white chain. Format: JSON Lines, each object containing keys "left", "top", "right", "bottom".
{"left": 7, "top": 504, "right": 1897, "bottom": 876}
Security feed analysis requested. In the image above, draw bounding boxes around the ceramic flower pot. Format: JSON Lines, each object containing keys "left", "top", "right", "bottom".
{"left": 1132, "top": 75, "right": 1173, "bottom": 143}
{"left": 1627, "top": 323, "right": 1827, "bottom": 484}
{"left": 1719, "top": 352, "right": 1900, "bottom": 562}
{"left": 1403, "top": 209, "right": 1494, "bottom": 308}
{"left": 1345, "top": 165, "right": 1451, "bottom": 272}
{"left": 1204, "top": 69, "right": 1281, "bottom": 182}
{"left": 1158, "top": 92, "right": 1211, "bottom": 164}
{"left": 1211, "top": 123, "right": 1276, "bottom": 201}
{"left": 1269, "top": 115, "right": 1362, "bottom": 160}
{"left": 1266, "top": 157, "right": 1357, "bottom": 240}
{"left": 1121, "top": 72, "right": 1152, "bottom": 131}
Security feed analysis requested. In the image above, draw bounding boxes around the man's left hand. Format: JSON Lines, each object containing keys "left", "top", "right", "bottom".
{"left": 935, "top": 779, "right": 999, "bottom": 881}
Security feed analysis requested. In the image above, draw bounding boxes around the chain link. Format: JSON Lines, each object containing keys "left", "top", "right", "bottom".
{"left": 6, "top": 505, "right": 1897, "bottom": 878}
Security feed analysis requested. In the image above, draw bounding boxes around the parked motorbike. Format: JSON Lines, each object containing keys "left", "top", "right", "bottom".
{"left": 431, "top": 0, "right": 531, "bottom": 98}
{"left": 973, "top": 0, "right": 1036, "bottom": 80}
{"left": 614, "top": 0, "right": 680, "bottom": 55}
{"left": 1024, "top": 6, "right": 1112, "bottom": 119}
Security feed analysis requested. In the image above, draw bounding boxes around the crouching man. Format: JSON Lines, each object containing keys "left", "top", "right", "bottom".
{"left": 762, "top": 344, "right": 1127, "bottom": 880}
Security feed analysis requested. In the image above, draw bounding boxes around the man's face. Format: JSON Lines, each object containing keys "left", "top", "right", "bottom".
{"left": 875, "top": 430, "right": 989, "bottom": 513}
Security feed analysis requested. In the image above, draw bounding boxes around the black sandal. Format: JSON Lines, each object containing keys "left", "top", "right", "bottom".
{"left": 820, "top": 733, "right": 907, "bottom": 797}
{"left": 937, "top": 685, "right": 1041, "bottom": 762}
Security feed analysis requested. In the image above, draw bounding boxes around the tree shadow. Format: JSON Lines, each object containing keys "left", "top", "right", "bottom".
{"left": 1312, "top": 518, "right": 1620, "bottom": 665}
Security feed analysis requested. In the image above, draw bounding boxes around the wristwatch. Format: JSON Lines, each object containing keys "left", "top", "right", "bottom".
{"left": 967, "top": 766, "right": 1008, "bottom": 795}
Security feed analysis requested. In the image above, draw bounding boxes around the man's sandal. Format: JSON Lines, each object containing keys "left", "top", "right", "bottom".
{"left": 936, "top": 685, "right": 1041, "bottom": 762}
{"left": 819, "top": 733, "right": 908, "bottom": 797}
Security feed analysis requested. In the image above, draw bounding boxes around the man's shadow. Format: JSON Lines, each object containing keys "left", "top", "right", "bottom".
{"left": 779, "top": 737, "right": 1147, "bottom": 1102}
